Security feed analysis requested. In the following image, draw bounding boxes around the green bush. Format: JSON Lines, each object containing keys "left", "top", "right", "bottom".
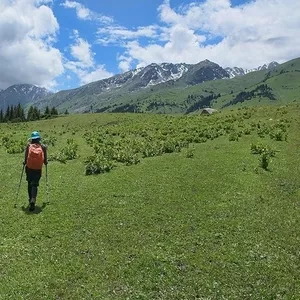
{"left": 259, "top": 152, "right": 271, "bottom": 170}
{"left": 186, "top": 147, "right": 195, "bottom": 158}
{"left": 2, "top": 136, "right": 26, "bottom": 154}
{"left": 61, "top": 139, "right": 79, "bottom": 160}
{"left": 49, "top": 139, "right": 79, "bottom": 163}
{"left": 250, "top": 143, "right": 276, "bottom": 157}
{"left": 114, "top": 149, "right": 140, "bottom": 165}
{"left": 42, "top": 134, "right": 57, "bottom": 147}
{"left": 48, "top": 152, "right": 67, "bottom": 164}
{"left": 269, "top": 130, "right": 287, "bottom": 141}
{"left": 85, "top": 155, "right": 114, "bottom": 175}
{"left": 228, "top": 132, "right": 239, "bottom": 141}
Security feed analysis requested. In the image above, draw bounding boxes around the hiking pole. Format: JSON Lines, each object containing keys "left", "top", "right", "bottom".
{"left": 15, "top": 164, "right": 25, "bottom": 208}
{"left": 45, "top": 164, "right": 50, "bottom": 204}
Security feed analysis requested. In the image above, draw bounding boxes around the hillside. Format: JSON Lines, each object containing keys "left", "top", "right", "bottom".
{"left": 30, "top": 58, "right": 299, "bottom": 114}
{"left": 129, "top": 57, "right": 300, "bottom": 114}
{"left": 33, "top": 60, "right": 230, "bottom": 113}
{"left": 1, "top": 104, "right": 300, "bottom": 298}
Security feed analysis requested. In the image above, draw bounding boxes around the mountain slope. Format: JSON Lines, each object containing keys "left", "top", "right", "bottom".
{"left": 33, "top": 60, "right": 230, "bottom": 112}
{"left": 0, "top": 84, "right": 52, "bottom": 110}
{"left": 103, "top": 57, "right": 300, "bottom": 114}
{"left": 145, "top": 58, "right": 300, "bottom": 113}
{"left": 14, "top": 57, "right": 300, "bottom": 114}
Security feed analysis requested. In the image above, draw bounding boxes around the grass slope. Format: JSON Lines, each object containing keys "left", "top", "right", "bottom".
{"left": 1, "top": 104, "right": 300, "bottom": 299}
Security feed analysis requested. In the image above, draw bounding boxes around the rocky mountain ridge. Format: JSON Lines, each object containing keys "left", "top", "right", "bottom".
{"left": 0, "top": 84, "right": 52, "bottom": 110}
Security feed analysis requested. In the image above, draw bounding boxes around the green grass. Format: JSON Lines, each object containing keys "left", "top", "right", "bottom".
{"left": 1, "top": 105, "right": 300, "bottom": 299}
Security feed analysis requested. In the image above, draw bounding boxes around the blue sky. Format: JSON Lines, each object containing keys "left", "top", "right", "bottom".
{"left": 0, "top": 0, "right": 299, "bottom": 91}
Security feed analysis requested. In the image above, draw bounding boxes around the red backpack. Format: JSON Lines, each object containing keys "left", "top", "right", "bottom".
{"left": 26, "top": 144, "right": 44, "bottom": 170}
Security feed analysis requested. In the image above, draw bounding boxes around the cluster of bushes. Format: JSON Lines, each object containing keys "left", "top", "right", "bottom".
{"left": 48, "top": 139, "right": 78, "bottom": 164}
{"left": 1, "top": 135, "right": 26, "bottom": 154}
{"left": 255, "top": 119, "right": 289, "bottom": 141}
{"left": 82, "top": 107, "right": 292, "bottom": 175}
{"left": 83, "top": 112, "right": 260, "bottom": 175}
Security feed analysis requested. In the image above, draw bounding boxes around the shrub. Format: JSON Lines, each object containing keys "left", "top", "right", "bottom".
{"left": 259, "top": 152, "right": 271, "bottom": 170}
{"left": 269, "top": 130, "right": 287, "bottom": 141}
{"left": 42, "top": 134, "right": 57, "bottom": 147}
{"left": 48, "top": 152, "right": 67, "bottom": 164}
{"left": 250, "top": 143, "right": 276, "bottom": 157}
{"left": 61, "top": 139, "right": 79, "bottom": 160}
{"left": 186, "top": 147, "right": 195, "bottom": 158}
{"left": 85, "top": 155, "right": 114, "bottom": 175}
{"left": 142, "top": 142, "right": 163, "bottom": 158}
{"left": 49, "top": 139, "right": 79, "bottom": 163}
{"left": 2, "top": 136, "right": 26, "bottom": 154}
{"left": 243, "top": 127, "right": 252, "bottom": 135}
{"left": 228, "top": 132, "right": 239, "bottom": 141}
{"left": 114, "top": 149, "right": 140, "bottom": 165}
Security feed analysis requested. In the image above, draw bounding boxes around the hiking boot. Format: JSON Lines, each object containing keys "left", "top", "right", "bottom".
{"left": 29, "top": 198, "right": 36, "bottom": 211}
{"left": 29, "top": 202, "right": 35, "bottom": 211}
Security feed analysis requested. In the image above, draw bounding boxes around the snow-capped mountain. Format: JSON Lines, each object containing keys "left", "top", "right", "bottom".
{"left": 0, "top": 84, "right": 52, "bottom": 110}
{"left": 31, "top": 60, "right": 230, "bottom": 112}
{"left": 79, "top": 60, "right": 229, "bottom": 93}
{"left": 0, "top": 59, "right": 284, "bottom": 113}
{"left": 225, "top": 62, "right": 279, "bottom": 78}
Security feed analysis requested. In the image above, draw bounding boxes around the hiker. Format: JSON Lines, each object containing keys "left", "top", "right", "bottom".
{"left": 23, "top": 131, "right": 48, "bottom": 211}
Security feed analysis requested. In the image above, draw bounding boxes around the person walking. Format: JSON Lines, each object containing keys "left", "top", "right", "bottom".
{"left": 23, "top": 131, "right": 48, "bottom": 211}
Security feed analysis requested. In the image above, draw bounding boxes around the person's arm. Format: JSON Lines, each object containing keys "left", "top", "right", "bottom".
{"left": 42, "top": 144, "right": 48, "bottom": 165}
{"left": 23, "top": 144, "right": 29, "bottom": 165}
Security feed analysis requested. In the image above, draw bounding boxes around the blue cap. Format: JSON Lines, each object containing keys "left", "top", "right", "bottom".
{"left": 30, "top": 131, "right": 41, "bottom": 140}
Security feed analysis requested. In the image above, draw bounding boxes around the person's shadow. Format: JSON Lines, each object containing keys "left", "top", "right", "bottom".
{"left": 21, "top": 202, "right": 50, "bottom": 215}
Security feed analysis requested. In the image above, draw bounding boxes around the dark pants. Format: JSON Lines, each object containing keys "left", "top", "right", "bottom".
{"left": 26, "top": 167, "right": 42, "bottom": 200}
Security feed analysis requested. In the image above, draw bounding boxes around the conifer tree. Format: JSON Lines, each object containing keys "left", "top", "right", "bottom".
{"left": 27, "top": 106, "right": 34, "bottom": 121}
{"left": 44, "top": 106, "right": 50, "bottom": 116}
{"left": 50, "top": 106, "right": 58, "bottom": 115}
{"left": 9, "top": 105, "right": 14, "bottom": 120}
{"left": 33, "top": 106, "right": 41, "bottom": 120}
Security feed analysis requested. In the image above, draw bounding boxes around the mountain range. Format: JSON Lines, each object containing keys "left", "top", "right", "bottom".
{"left": 225, "top": 62, "right": 279, "bottom": 78}
{"left": 1, "top": 58, "right": 299, "bottom": 114}
{"left": 0, "top": 84, "right": 52, "bottom": 111}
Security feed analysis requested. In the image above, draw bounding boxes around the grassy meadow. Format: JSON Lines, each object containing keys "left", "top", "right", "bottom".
{"left": 1, "top": 104, "right": 300, "bottom": 299}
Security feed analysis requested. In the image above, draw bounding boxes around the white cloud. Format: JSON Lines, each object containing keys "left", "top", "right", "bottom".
{"left": 70, "top": 36, "right": 94, "bottom": 68}
{"left": 65, "top": 32, "right": 113, "bottom": 84}
{"left": 78, "top": 66, "right": 114, "bottom": 85}
{"left": 0, "top": 0, "right": 64, "bottom": 89}
{"left": 109, "top": 0, "right": 300, "bottom": 69}
{"left": 62, "top": 0, "right": 113, "bottom": 24}
{"left": 97, "top": 25, "right": 163, "bottom": 45}
{"left": 117, "top": 55, "right": 133, "bottom": 73}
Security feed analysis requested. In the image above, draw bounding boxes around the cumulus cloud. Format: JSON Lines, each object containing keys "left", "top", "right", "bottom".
{"left": 97, "top": 25, "right": 163, "bottom": 46}
{"left": 70, "top": 37, "right": 94, "bottom": 68}
{"left": 117, "top": 55, "right": 134, "bottom": 73}
{"left": 105, "top": 0, "right": 300, "bottom": 69}
{"left": 0, "top": 0, "right": 64, "bottom": 89}
{"left": 77, "top": 66, "right": 114, "bottom": 85}
{"left": 62, "top": 0, "right": 113, "bottom": 24}
{"left": 65, "top": 31, "right": 113, "bottom": 85}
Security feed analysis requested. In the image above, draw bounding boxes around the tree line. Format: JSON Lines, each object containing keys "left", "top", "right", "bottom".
{"left": 222, "top": 84, "right": 276, "bottom": 108}
{"left": 0, "top": 104, "right": 60, "bottom": 123}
